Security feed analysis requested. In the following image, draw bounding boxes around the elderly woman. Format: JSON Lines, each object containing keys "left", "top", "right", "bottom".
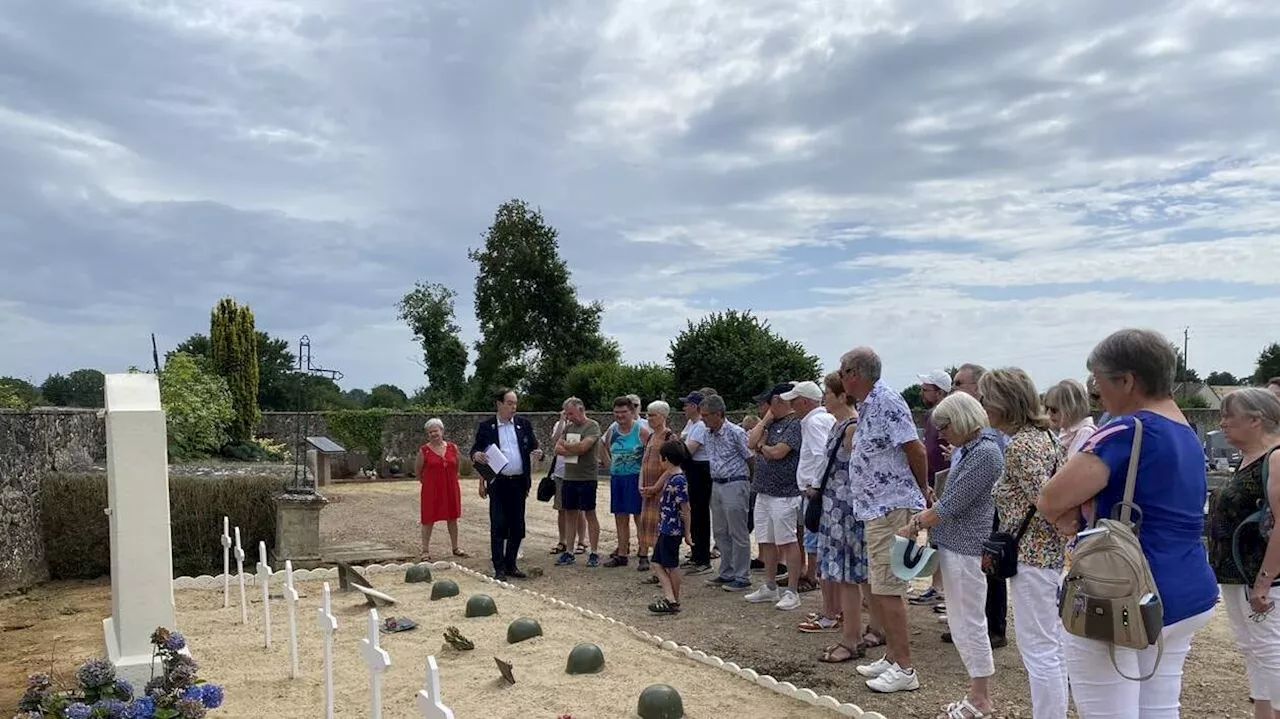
{"left": 978, "top": 367, "right": 1067, "bottom": 719}
{"left": 1040, "top": 329, "right": 1218, "bottom": 717}
{"left": 1045, "top": 379, "right": 1097, "bottom": 459}
{"left": 414, "top": 418, "right": 465, "bottom": 561}
{"left": 898, "top": 392, "right": 1002, "bottom": 718}
{"left": 1209, "top": 387, "right": 1280, "bottom": 718}
{"left": 639, "top": 400, "right": 680, "bottom": 584}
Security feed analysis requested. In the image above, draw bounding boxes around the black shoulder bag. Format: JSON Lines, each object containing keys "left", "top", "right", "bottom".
{"left": 804, "top": 422, "right": 849, "bottom": 533}
{"left": 980, "top": 430, "right": 1060, "bottom": 578}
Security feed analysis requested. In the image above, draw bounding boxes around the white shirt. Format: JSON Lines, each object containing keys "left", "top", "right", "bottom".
{"left": 549, "top": 419, "right": 566, "bottom": 478}
{"left": 681, "top": 419, "right": 710, "bottom": 461}
{"left": 797, "top": 406, "right": 836, "bottom": 490}
{"left": 496, "top": 417, "right": 523, "bottom": 475}
{"left": 1059, "top": 417, "right": 1098, "bottom": 459}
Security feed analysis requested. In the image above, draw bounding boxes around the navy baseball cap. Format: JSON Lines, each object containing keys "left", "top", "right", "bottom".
{"left": 679, "top": 392, "right": 705, "bottom": 406}
{"left": 753, "top": 382, "right": 794, "bottom": 403}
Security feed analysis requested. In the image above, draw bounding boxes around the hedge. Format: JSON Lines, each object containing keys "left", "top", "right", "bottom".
{"left": 41, "top": 473, "right": 280, "bottom": 580}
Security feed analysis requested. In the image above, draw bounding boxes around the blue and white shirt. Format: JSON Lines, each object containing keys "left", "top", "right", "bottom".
{"left": 658, "top": 473, "right": 690, "bottom": 536}
{"left": 848, "top": 381, "right": 925, "bottom": 521}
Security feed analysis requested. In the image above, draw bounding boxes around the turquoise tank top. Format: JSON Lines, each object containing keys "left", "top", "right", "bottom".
{"left": 609, "top": 422, "right": 644, "bottom": 476}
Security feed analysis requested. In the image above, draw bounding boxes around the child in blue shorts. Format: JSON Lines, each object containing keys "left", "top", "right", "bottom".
{"left": 649, "top": 439, "right": 692, "bottom": 614}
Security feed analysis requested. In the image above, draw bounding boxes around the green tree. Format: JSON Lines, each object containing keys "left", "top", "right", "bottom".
{"left": 368, "top": 383, "right": 409, "bottom": 409}
{"left": 564, "top": 361, "right": 676, "bottom": 410}
{"left": 397, "top": 282, "right": 469, "bottom": 406}
{"left": 668, "top": 310, "right": 820, "bottom": 411}
{"left": 0, "top": 377, "right": 41, "bottom": 409}
{"left": 468, "top": 199, "right": 619, "bottom": 410}
{"left": 1253, "top": 342, "right": 1280, "bottom": 385}
{"left": 210, "top": 298, "right": 261, "bottom": 442}
{"left": 1205, "top": 371, "right": 1241, "bottom": 386}
{"left": 39, "top": 369, "right": 105, "bottom": 407}
{"left": 901, "top": 384, "right": 924, "bottom": 410}
{"left": 1171, "top": 343, "right": 1199, "bottom": 384}
{"left": 174, "top": 331, "right": 297, "bottom": 411}
{"left": 160, "top": 352, "right": 235, "bottom": 458}
{"left": 342, "top": 388, "right": 371, "bottom": 408}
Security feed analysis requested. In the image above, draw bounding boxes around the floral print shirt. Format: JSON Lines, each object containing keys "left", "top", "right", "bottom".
{"left": 849, "top": 381, "right": 925, "bottom": 521}
{"left": 992, "top": 426, "right": 1067, "bottom": 570}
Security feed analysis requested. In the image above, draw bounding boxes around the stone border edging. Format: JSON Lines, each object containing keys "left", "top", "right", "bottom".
{"left": 173, "top": 563, "right": 889, "bottom": 718}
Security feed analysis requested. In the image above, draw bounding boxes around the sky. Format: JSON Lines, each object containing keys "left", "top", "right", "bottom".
{"left": 2, "top": 0, "right": 1279, "bottom": 396}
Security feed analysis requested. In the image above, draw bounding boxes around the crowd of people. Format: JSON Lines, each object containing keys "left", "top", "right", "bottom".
{"left": 413, "top": 328, "right": 1280, "bottom": 719}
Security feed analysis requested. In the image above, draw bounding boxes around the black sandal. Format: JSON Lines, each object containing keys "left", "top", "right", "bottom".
{"left": 648, "top": 598, "right": 681, "bottom": 614}
{"left": 549, "top": 542, "right": 567, "bottom": 555}
{"left": 819, "top": 642, "right": 862, "bottom": 663}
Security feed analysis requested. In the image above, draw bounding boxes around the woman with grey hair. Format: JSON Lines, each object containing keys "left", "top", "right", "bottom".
{"left": 1040, "top": 328, "right": 1218, "bottom": 717}
{"left": 1208, "top": 387, "right": 1280, "bottom": 717}
{"left": 1045, "top": 379, "right": 1097, "bottom": 458}
{"left": 638, "top": 400, "right": 679, "bottom": 583}
{"left": 414, "top": 417, "right": 466, "bottom": 561}
{"left": 898, "top": 391, "right": 1002, "bottom": 718}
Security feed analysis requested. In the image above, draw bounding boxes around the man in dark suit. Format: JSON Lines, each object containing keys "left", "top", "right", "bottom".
{"left": 470, "top": 388, "right": 543, "bottom": 580}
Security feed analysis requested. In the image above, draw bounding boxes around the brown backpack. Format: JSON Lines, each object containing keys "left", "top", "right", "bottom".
{"left": 1059, "top": 416, "right": 1164, "bottom": 681}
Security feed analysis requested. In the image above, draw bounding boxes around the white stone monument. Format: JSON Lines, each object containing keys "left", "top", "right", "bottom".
{"left": 415, "top": 655, "right": 455, "bottom": 719}
{"left": 360, "top": 608, "right": 392, "bottom": 719}
{"left": 101, "top": 373, "right": 176, "bottom": 687}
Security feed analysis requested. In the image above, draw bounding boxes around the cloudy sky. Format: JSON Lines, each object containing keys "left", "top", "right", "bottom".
{"left": 3, "top": 0, "right": 1279, "bottom": 397}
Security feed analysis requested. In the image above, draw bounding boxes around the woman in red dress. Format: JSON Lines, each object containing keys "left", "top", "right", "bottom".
{"left": 414, "top": 418, "right": 466, "bottom": 561}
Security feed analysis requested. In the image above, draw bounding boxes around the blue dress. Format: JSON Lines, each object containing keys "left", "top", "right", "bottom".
{"left": 817, "top": 417, "right": 868, "bottom": 584}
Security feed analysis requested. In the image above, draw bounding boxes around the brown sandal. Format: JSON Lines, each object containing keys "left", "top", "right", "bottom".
{"left": 819, "top": 642, "right": 862, "bottom": 663}
{"left": 860, "top": 628, "right": 887, "bottom": 650}
{"left": 452, "top": 548, "right": 470, "bottom": 558}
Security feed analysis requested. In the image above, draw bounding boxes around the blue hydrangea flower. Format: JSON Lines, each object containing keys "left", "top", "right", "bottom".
{"left": 94, "top": 698, "right": 129, "bottom": 718}
{"left": 200, "top": 684, "right": 224, "bottom": 709}
{"left": 163, "top": 632, "right": 186, "bottom": 652}
{"left": 124, "top": 696, "right": 156, "bottom": 719}
{"left": 113, "top": 678, "right": 135, "bottom": 701}
{"left": 181, "top": 685, "right": 204, "bottom": 703}
{"left": 64, "top": 702, "right": 93, "bottom": 719}
{"left": 175, "top": 698, "right": 207, "bottom": 719}
{"left": 76, "top": 658, "right": 116, "bottom": 688}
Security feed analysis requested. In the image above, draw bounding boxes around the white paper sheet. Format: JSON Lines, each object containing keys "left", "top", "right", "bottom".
{"left": 484, "top": 444, "right": 509, "bottom": 474}
{"left": 562, "top": 433, "right": 581, "bottom": 464}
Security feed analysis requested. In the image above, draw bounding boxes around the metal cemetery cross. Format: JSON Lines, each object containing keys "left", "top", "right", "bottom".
{"left": 287, "top": 334, "right": 343, "bottom": 494}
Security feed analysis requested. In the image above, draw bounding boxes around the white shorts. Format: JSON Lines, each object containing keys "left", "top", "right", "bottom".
{"left": 754, "top": 494, "right": 801, "bottom": 545}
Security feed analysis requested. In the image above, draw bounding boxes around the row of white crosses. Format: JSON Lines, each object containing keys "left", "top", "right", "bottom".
{"left": 220, "top": 516, "right": 452, "bottom": 718}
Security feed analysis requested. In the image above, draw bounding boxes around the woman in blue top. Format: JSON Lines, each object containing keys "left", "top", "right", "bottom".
{"left": 601, "top": 395, "right": 650, "bottom": 569}
{"left": 1040, "top": 328, "right": 1218, "bottom": 718}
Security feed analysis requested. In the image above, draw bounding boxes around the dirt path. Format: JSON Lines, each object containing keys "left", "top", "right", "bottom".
{"left": 320, "top": 481, "right": 1255, "bottom": 719}
{"left": 0, "top": 480, "right": 1257, "bottom": 718}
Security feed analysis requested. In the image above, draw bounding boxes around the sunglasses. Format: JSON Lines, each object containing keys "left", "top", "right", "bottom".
{"left": 1046, "top": 406, "right": 1060, "bottom": 413}
{"left": 1251, "top": 602, "right": 1276, "bottom": 622}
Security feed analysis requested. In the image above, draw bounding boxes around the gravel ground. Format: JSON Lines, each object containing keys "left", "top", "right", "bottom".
{"left": 320, "top": 481, "right": 1257, "bottom": 719}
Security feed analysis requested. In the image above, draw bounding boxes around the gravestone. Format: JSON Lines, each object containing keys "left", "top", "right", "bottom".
{"left": 100, "top": 373, "right": 177, "bottom": 687}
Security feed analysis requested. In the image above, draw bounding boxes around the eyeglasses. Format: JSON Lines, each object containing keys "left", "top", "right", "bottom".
{"left": 1251, "top": 602, "right": 1275, "bottom": 622}
{"left": 1089, "top": 393, "right": 1101, "bottom": 402}
{"left": 1046, "top": 406, "right": 1060, "bottom": 413}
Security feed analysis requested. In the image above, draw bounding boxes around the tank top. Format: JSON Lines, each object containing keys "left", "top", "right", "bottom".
{"left": 609, "top": 421, "right": 644, "bottom": 476}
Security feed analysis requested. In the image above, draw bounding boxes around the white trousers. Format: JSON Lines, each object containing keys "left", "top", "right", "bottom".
{"left": 939, "top": 548, "right": 994, "bottom": 678}
{"left": 1010, "top": 564, "right": 1069, "bottom": 719}
{"left": 1067, "top": 606, "right": 1215, "bottom": 718}
{"left": 1222, "top": 584, "right": 1280, "bottom": 705}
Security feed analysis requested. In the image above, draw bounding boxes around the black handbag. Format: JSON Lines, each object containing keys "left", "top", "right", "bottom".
{"left": 981, "top": 506, "right": 1036, "bottom": 579}
{"left": 804, "top": 422, "right": 849, "bottom": 533}
{"left": 535, "top": 459, "right": 557, "bottom": 502}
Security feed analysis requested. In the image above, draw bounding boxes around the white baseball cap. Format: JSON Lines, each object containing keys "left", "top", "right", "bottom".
{"left": 780, "top": 380, "right": 823, "bottom": 402}
{"left": 917, "top": 370, "right": 952, "bottom": 393}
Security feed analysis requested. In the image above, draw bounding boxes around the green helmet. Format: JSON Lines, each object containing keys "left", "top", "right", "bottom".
{"left": 565, "top": 643, "right": 605, "bottom": 675}
{"left": 637, "top": 684, "right": 684, "bottom": 719}
{"left": 404, "top": 563, "right": 433, "bottom": 583}
{"left": 430, "top": 578, "right": 460, "bottom": 600}
{"left": 506, "top": 617, "right": 543, "bottom": 644}
{"left": 465, "top": 594, "right": 498, "bottom": 618}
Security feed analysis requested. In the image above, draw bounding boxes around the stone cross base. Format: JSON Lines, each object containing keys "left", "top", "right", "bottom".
{"left": 273, "top": 492, "right": 329, "bottom": 566}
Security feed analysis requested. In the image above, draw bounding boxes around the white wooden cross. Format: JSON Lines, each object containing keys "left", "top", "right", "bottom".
{"left": 257, "top": 541, "right": 274, "bottom": 648}
{"left": 316, "top": 582, "right": 338, "bottom": 719}
{"left": 220, "top": 516, "right": 231, "bottom": 608}
{"left": 415, "top": 655, "right": 455, "bottom": 719}
{"left": 283, "top": 560, "right": 300, "bottom": 679}
{"left": 233, "top": 527, "right": 248, "bottom": 625}
{"left": 359, "top": 608, "right": 392, "bottom": 719}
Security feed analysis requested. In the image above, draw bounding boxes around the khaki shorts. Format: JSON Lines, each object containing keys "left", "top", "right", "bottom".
{"left": 865, "top": 508, "right": 914, "bottom": 596}
{"left": 553, "top": 476, "right": 564, "bottom": 511}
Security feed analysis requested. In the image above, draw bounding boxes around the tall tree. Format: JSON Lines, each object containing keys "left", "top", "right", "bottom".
{"left": 0, "top": 377, "right": 41, "bottom": 409}
{"left": 397, "top": 282, "right": 469, "bottom": 407}
{"left": 368, "top": 383, "right": 409, "bottom": 409}
{"left": 564, "top": 361, "right": 675, "bottom": 411}
{"left": 210, "top": 298, "right": 261, "bottom": 443}
{"left": 1205, "top": 370, "right": 1241, "bottom": 386}
{"left": 1253, "top": 342, "right": 1280, "bottom": 385}
{"left": 174, "top": 331, "right": 297, "bottom": 410}
{"left": 668, "top": 310, "right": 821, "bottom": 411}
{"left": 468, "top": 199, "right": 618, "bottom": 409}
{"left": 1171, "top": 342, "right": 1200, "bottom": 383}
{"left": 39, "top": 369, "right": 105, "bottom": 407}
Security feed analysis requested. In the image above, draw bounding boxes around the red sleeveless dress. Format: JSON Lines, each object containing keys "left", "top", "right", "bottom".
{"left": 419, "top": 442, "right": 462, "bottom": 524}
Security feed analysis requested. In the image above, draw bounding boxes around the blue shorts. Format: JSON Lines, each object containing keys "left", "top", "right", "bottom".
{"left": 561, "top": 481, "right": 598, "bottom": 512}
{"left": 801, "top": 498, "right": 819, "bottom": 552}
{"left": 651, "top": 534, "right": 682, "bottom": 569}
{"left": 610, "top": 473, "right": 643, "bottom": 515}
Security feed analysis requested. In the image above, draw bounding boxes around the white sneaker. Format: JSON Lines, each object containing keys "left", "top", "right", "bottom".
{"left": 775, "top": 590, "right": 801, "bottom": 611}
{"left": 744, "top": 586, "right": 781, "bottom": 604}
{"left": 866, "top": 664, "right": 920, "bottom": 693}
{"left": 855, "top": 656, "right": 893, "bottom": 678}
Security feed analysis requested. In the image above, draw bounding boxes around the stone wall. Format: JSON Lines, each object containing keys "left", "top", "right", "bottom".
{"left": 0, "top": 408, "right": 104, "bottom": 594}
